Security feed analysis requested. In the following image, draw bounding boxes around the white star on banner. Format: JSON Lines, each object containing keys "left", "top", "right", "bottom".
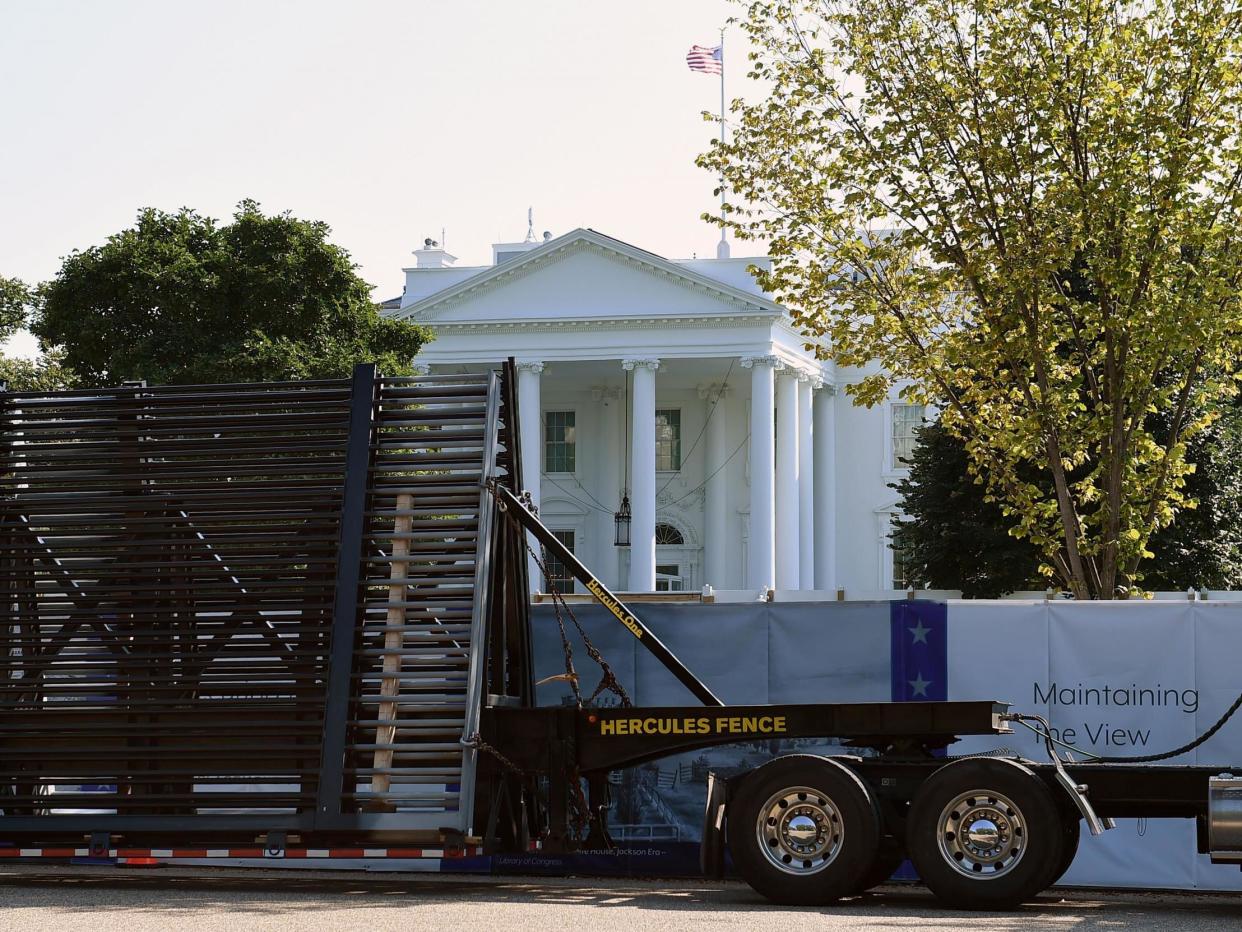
{"left": 908, "top": 673, "right": 931, "bottom": 698}
{"left": 909, "top": 621, "right": 931, "bottom": 645}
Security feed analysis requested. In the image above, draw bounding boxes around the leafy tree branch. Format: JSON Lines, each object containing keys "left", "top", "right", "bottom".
{"left": 703, "top": 0, "right": 1242, "bottom": 597}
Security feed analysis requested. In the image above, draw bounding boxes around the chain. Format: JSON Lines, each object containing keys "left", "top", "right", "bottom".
{"left": 491, "top": 481, "right": 582, "bottom": 703}
{"left": 527, "top": 544, "right": 585, "bottom": 706}
{"left": 483, "top": 482, "right": 623, "bottom": 843}
{"left": 462, "top": 732, "right": 528, "bottom": 776}
{"left": 490, "top": 479, "right": 632, "bottom": 709}
{"left": 524, "top": 539, "right": 631, "bottom": 708}
{"left": 568, "top": 769, "right": 592, "bottom": 841}
{"left": 466, "top": 735, "right": 593, "bottom": 843}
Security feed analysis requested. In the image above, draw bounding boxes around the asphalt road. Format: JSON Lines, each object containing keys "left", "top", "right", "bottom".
{"left": 2, "top": 865, "right": 1240, "bottom": 932}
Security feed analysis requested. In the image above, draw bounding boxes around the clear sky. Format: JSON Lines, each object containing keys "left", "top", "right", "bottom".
{"left": 1, "top": 0, "right": 749, "bottom": 356}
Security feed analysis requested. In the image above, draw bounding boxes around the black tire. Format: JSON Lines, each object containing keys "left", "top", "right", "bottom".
{"left": 1047, "top": 814, "right": 1081, "bottom": 887}
{"left": 906, "top": 758, "right": 1065, "bottom": 910}
{"left": 727, "top": 754, "right": 880, "bottom": 905}
{"left": 854, "top": 834, "right": 906, "bottom": 893}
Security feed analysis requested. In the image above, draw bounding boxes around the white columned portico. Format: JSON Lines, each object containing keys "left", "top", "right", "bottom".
{"left": 516, "top": 360, "right": 544, "bottom": 590}
{"left": 797, "top": 373, "right": 815, "bottom": 590}
{"left": 813, "top": 382, "right": 837, "bottom": 591}
{"left": 742, "top": 355, "right": 778, "bottom": 590}
{"left": 702, "top": 381, "right": 730, "bottom": 588}
{"left": 623, "top": 358, "right": 659, "bottom": 591}
{"left": 775, "top": 369, "right": 800, "bottom": 590}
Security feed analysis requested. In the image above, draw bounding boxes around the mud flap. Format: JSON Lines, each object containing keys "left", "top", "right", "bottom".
{"left": 700, "top": 771, "right": 728, "bottom": 879}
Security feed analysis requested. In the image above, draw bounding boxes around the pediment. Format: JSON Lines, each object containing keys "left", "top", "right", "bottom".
{"left": 395, "top": 229, "right": 782, "bottom": 326}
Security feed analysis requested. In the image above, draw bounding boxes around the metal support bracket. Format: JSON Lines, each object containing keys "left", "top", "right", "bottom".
{"left": 264, "top": 831, "right": 287, "bottom": 859}
{"left": 1051, "top": 762, "right": 1113, "bottom": 836}
{"left": 439, "top": 828, "right": 466, "bottom": 852}
{"left": 314, "top": 363, "right": 378, "bottom": 828}
{"left": 583, "top": 772, "right": 614, "bottom": 850}
{"left": 89, "top": 832, "right": 111, "bottom": 859}
{"left": 1005, "top": 712, "right": 1114, "bottom": 836}
{"left": 700, "top": 772, "right": 728, "bottom": 879}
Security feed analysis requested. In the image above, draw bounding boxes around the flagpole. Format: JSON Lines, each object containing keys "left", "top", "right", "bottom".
{"left": 717, "top": 25, "right": 729, "bottom": 259}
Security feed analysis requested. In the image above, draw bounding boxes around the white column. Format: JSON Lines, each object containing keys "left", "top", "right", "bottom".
{"left": 702, "top": 380, "right": 730, "bottom": 589}
{"left": 797, "top": 373, "right": 815, "bottom": 590}
{"left": 741, "top": 355, "right": 777, "bottom": 590}
{"left": 775, "top": 369, "right": 800, "bottom": 590}
{"left": 516, "top": 360, "right": 544, "bottom": 591}
{"left": 595, "top": 385, "right": 622, "bottom": 589}
{"left": 624, "top": 358, "right": 659, "bottom": 591}
{"left": 813, "top": 382, "right": 837, "bottom": 592}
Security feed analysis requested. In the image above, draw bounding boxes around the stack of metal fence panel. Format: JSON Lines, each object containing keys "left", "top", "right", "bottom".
{"left": 0, "top": 364, "right": 524, "bottom": 845}
{"left": 0, "top": 378, "right": 354, "bottom": 825}
{"left": 348, "top": 371, "right": 501, "bottom": 826}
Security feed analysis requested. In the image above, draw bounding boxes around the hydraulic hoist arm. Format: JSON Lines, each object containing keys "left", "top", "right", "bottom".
{"left": 489, "top": 482, "right": 725, "bottom": 707}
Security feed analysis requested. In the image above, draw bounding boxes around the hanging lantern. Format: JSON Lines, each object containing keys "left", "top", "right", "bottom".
{"left": 614, "top": 492, "right": 632, "bottom": 547}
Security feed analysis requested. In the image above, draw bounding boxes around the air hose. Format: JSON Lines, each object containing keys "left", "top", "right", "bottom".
{"left": 1093, "top": 688, "right": 1242, "bottom": 764}
{"left": 1010, "top": 689, "right": 1242, "bottom": 764}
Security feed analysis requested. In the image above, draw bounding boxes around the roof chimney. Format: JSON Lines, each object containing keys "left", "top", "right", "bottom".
{"left": 413, "top": 237, "right": 457, "bottom": 269}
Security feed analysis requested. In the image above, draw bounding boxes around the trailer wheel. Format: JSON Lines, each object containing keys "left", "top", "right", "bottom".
{"left": 727, "top": 754, "right": 879, "bottom": 905}
{"left": 1047, "top": 814, "right": 1081, "bottom": 887}
{"left": 906, "top": 758, "right": 1064, "bottom": 910}
{"left": 853, "top": 834, "right": 906, "bottom": 893}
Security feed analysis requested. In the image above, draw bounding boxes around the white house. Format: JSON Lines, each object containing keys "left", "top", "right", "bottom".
{"left": 385, "top": 227, "right": 923, "bottom": 596}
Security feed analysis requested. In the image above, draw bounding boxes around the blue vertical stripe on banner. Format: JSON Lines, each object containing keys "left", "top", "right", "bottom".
{"left": 890, "top": 600, "right": 948, "bottom": 702}
{"left": 889, "top": 599, "right": 950, "bottom": 881}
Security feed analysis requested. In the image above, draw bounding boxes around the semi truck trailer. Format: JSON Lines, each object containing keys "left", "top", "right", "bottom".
{"left": 4, "top": 360, "right": 1242, "bottom": 909}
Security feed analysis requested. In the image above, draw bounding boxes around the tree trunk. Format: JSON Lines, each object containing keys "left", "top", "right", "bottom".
{"left": 1045, "top": 436, "right": 1092, "bottom": 598}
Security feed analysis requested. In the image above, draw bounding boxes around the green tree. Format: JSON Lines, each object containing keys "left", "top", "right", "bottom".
{"left": 0, "top": 275, "right": 76, "bottom": 392}
{"left": 0, "top": 350, "right": 76, "bottom": 393}
{"left": 33, "top": 201, "right": 430, "bottom": 386}
{"left": 0, "top": 275, "right": 28, "bottom": 341}
{"left": 892, "top": 420, "right": 1043, "bottom": 597}
{"left": 705, "top": 0, "right": 1242, "bottom": 597}
{"left": 895, "top": 410, "right": 1242, "bottom": 595}
{"left": 1121, "top": 402, "right": 1242, "bottom": 590}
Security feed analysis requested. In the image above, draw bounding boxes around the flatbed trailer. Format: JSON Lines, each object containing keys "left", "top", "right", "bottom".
{"left": 3, "top": 361, "right": 1242, "bottom": 909}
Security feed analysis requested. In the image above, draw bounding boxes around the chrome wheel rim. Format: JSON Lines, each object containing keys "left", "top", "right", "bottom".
{"left": 937, "top": 788, "right": 1027, "bottom": 880}
{"left": 755, "top": 785, "right": 844, "bottom": 875}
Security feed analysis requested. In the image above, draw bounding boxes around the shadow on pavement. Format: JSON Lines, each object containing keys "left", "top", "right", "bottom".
{"left": 1, "top": 866, "right": 1240, "bottom": 927}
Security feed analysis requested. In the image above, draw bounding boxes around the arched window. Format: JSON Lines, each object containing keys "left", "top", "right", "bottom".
{"left": 654, "top": 523, "right": 684, "bottom": 546}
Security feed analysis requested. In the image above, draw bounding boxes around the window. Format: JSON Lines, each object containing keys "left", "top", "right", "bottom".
{"left": 544, "top": 411, "right": 576, "bottom": 473}
{"left": 543, "top": 529, "right": 575, "bottom": 593}
{"left": 890, "top": 523, "right": 922, "bottom": 590}
{"left": 891, "top": 403, "right": 925, "bottom": 469}
{"left": 655, "top": 563, "right": 684, "bottom": 592}
{"left": 655, "top": 409, "right": 681, "bottom": 471}
{"left": 891, "top": 544, "right": 913, "bottom": 590}
{"left": 654, "top": 523, "right": 684, "bottom": 545}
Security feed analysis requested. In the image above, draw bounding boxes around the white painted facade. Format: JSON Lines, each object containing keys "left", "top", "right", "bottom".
{"left": 385, "top": 228, "right": 921, "bottom": 595}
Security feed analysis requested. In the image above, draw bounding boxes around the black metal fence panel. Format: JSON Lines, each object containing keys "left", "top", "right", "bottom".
{"left": 0, "top": 378, "right": 354, "bottom": 819}
{"left": 0, "top": 364, "right": 522, "bottom": 841}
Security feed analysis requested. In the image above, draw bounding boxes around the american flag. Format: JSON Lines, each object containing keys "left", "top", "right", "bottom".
{"left": 686, "top": 44, "right": 723, "bottom": 75}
